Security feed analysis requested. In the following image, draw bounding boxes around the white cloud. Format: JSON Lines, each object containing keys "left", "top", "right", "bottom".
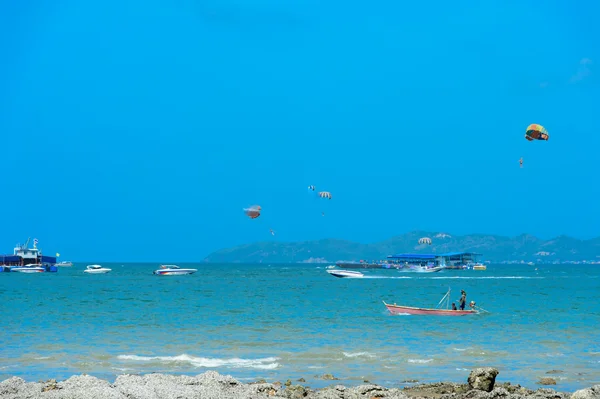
{"left": 570, "top": 58, "right": 592, "bottom": 83}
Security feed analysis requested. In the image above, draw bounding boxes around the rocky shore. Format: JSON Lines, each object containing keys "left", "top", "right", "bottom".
{"left": 1, "top": 368, "right": 599, "bottom": 399}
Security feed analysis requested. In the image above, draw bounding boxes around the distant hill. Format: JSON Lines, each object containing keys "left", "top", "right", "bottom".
{"left": 202, "top": 231, "right": 600, "bottom": 264}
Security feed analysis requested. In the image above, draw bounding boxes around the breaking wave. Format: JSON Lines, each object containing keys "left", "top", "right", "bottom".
{"left": 408, "top": 358, "right": 433, "bottom": 364}
{"left": 117, "top": 354, "right": 280, "bottom": 370}
{"left": 342, "top": 351, "right": 377, "bottom": 358}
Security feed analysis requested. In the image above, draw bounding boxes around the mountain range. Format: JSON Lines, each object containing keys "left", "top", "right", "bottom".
{"left": 202, "top": 231, "right": 600, "bottom": 263}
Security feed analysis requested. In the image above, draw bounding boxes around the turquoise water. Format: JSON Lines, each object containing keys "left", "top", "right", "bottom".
{"left": 1, "top": 264, "right": 599, "bottom": 391}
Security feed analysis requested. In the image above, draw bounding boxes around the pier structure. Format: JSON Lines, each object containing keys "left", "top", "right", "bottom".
{"left": 336, "top": 252, "right": 483, "bottom": 269}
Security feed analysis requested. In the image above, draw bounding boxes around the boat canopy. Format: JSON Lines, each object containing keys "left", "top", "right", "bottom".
{"left": 387, "top": 254, "right": 437, "bottom": 259}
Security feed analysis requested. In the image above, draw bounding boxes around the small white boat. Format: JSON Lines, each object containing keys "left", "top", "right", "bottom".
{"left": 326, "top": 269, "right": 364, "bottom": 278}
{"left": 153, "top": 265, "right": 197, "bottom": 275}
{"left": 84, "top": 264, "right": 111, "bottom": 274}
{"left": 56, "top": 261, "right": 73, "bottom": 267}
{"left": 413, "top": 266, "right": 444, "bottom": 273}
{"left": 11, "top": 264, "right": 45, "bottom": 273}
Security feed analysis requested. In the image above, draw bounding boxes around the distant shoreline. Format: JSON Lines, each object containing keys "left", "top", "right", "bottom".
{"left": 201, "top": 231, "right": 600, "bottom": 264}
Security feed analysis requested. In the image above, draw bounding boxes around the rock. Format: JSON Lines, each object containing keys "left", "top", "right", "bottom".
{"left": 0, "top": 370, "right": 595, "bottom": 399}
{"left": 354, "top": 384, "right": 387, "bottom": 396}
{"left": 546, "top": 370, "right": 564, "bottom": 375}
{"left": 321, "top": 374, "right": 338, "bottom": 381}
{"left": 349, "top": 385, "right": 407, "bottom": 399}
{"left": 116, "top": 373, "right": 212, "bottom": 399}
{"left": 0, "top": 377, "right": 28, "bottom": 396}
{"left": 538, "top": 378, "right": 557, "bottom": 386}
{"left": 195, "top": 370, "right": 240, "bottom": 386}
{"left": 41, "top": 379, "right": 60, "bottom": 392}
{"left": 572, "top": 385, "right": 600, "bottom": 399}
{"left": 297, "top": 378, "right": 306, "bottom": 383}
{"left": 402, "top": 379, "right": 419, "bottom": 384}
{"left": 114, "top": 374, "right": 157, "bottom": 399}
{"left": 485, "top": 386, "right": 511, "bottom": 399}
{"left": 495, "top": 382, "right": 532, "bottom": 395}
{"left": 251, "top": 382, "right": 281, "bottom": 395}
{"left": 310, "top": 385, "right": 345, "bottom": 399}
{"left": 285, "top": 379, "right": 292, "bottom": 387}
{"left": 115, "top": 372, "right": 252, "bottom": 399}
{"left": 403, "top": 382, "right": 468, "bottom": 398}
{"left": 58, "top": 374, "right": 114, "bottom": 390}
{"left": 468, "top": 367, "right": 500, "bottom": 392}
{"left": 285, "top": 384, "right": 310, "bottom": 399}
{"left": 531, "top": 388, "right": 571, "bottom": 399}
{"left": 57, "top": 374, "right": 125, "bottom": 399}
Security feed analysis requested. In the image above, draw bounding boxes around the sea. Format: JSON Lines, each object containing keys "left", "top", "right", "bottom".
{"left": 1, "top": 263, "right": 599, "bottom": 392}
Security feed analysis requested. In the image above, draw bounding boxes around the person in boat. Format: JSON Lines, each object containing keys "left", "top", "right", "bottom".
{"left": 459, "top": 290, "right": 467, "bottom": 310}
{"left": 452, "top": 302, "right": 457, "bottom": 310}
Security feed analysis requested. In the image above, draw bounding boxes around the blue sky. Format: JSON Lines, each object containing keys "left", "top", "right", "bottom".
{"left": 1, "top": 0, "right": 598, "bottom": 261}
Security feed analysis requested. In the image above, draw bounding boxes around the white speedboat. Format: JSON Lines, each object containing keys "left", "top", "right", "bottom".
{"left": 153, "top": 265, "right": 197, "bottom": 275}
{"left": 11, "top": 264, "right": 45, "bottom": 273}
{"left": 56, "top": 261, "right": 73, "bottom": 267}
{"left": 413, "top": 266, "right": 444, "bottom": 273}
{"left": 326, "top": 269, "right": 364, "bottom": 278}
{"left": 84, "top": 264, "right": 111, "bottom": 274}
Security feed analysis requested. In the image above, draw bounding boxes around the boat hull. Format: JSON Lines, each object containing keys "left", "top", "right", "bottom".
{"left": 413, "top": 266, "right": 444, "bottom": 273}
{"left": 84, "top": 269, "right": 111, "bottom": 274}
{"left": 11, "top": 267, "right": 45, "bottom": 273}
{"left": 383, "top": 302, "right": 477, "bottom": 316}
{"left": 153, "top": 269, "right": 197, "bottom": 275}
{"left": 327, "top": 269, "right": 364, "bottom": 278}
{"left": 335, "top": 262, "right": 390, "bottom": 269}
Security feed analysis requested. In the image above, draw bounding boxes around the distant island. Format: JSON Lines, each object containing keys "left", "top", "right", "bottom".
{"left": 202, "top": 231, "right": 600, "bottom": 264}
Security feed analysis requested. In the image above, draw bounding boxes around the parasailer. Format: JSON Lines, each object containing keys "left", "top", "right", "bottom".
{"left": 270, "top": 229, "right": 275, "bottom": 236}
{"left": 243, "top": 205, "right": 261, "bottom": 219}
{"left": 519, "top": 157, "right": 523, "bottom": 168}
{"left": 318, "top": 191, "right": 332, "bottom": 200}
{"left": 418, "top": 237, "right": 432, "bottom": 245}
{"left": 525, "top": 124, "right": 549, "bottom": 142}
{"left": 308, "top": 185, "right": 316, "bottom": 191}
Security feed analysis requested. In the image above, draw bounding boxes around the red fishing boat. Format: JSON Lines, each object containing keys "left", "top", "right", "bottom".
{"left": 383, "top": 288, "right": 481, "bottom": 316}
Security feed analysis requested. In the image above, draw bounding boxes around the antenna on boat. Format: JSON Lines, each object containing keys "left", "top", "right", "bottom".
{"left": 435, "top": 287, "right": 451, "bottom": 309}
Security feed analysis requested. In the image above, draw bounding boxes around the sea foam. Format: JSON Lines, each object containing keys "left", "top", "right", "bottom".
{"left": 117, "top": 354, "right": 280, "bottom": 370}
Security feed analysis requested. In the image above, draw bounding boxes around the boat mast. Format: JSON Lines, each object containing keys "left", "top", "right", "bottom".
{"left": 435, "top": 288, "right": 451, "bottom": 309}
